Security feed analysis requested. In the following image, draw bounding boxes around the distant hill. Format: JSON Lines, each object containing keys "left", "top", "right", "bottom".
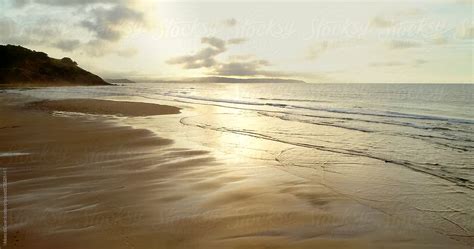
{"left": 105, "top": 78, "right": 136, "bottom": 84}
{"left": 0, "top": 44, "right": 109, "bottom": 86}
{"left": 151, "top": 76, "right": 306, "bottom": 84}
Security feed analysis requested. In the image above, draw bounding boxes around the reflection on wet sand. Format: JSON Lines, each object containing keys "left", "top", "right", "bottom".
{"left": 0, "top": 93, "right": 472, "bottom": 249}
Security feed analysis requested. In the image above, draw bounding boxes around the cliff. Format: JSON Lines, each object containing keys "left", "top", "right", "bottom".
{"left": 0, "top": 44, "right": 110, "bottom": 86}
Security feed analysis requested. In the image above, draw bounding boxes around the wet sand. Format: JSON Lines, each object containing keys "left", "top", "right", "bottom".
{"left": 27, "top": 99, "right": 181, "bottom": 116}
{"left": 0, "top": 94, "right": 471, "bottom": 249}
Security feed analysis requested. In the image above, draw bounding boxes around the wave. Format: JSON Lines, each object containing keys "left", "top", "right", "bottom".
{"left": 166, "top": 93, "right": 474, "bottom": 126}
{"left": 258, "top": 112, "right": 473, "bottom": 153}
{"left": 163, "top": 94, "right": 474, "bottom": 144}
{"left": 179, "top": 116, "right": 474, "bottom": 190}
{"left": 257, "top": 97, "right": 332, "bottom": 103}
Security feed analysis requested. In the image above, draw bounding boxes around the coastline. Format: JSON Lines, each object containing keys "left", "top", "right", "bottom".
{"left": 1, "top": 92, "right": 472, "bottom": 249}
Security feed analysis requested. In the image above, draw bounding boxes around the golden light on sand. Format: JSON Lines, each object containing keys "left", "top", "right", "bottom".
{"left": 1, "top": 0, "right": 473, "bottom": 248}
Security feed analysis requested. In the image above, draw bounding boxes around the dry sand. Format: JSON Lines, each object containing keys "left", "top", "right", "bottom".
{"left": 0, "top": 94, "right": 470, "bottom": 249}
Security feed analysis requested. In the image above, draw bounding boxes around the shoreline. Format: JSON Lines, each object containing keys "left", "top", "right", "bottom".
{"left": 1, "top": 92, "right": 472, "bottom": 249}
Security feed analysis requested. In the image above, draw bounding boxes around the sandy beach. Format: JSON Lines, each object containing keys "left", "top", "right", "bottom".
{"left": 2, "top": 0, "right": 473, "bottom": 247}
{"left": 0, "top": 91, "right": 471, "bottom": 249}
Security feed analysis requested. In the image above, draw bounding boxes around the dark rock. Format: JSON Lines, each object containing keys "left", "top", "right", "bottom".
{"left": 0, "top": 44, "right": 110, "bottom": 86}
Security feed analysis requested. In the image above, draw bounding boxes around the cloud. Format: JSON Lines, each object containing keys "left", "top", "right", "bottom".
{"left": 10, "top": 0, "right": 30, "bottom": 7}
{"left": 227, "top": 38, "right": 247, "bottom": 45}
{"left": 227, "top": 54, "right": 256, "bottom": 61}
{"left": 167, "top": 37, "right": 247, "bottom": 69}
{"left": 370, "top": 16, "right": 396, "bottom": 28}
{"left": 0, "top": 18, "right": 16, "bottom": 40}
{"left": 0, "top": 15, "right": 137, "bottom": 57}
{"left": 80, "top": 39, "right": 136, "bottom": 57}
{"left": 4, "top": 0, "right": 148, "bottom": 57}
{"left": 167, "top": 36, "right": 228, "bottom": 69}
{"left": 81, "top": 5, "right": 144, "bottom": 42}
{"left": 0, "top": 17, "right": 58, "bottom": 46}
{"left": 54, "top": 39, "right": 81, "bottom": 52}
{"left": 222, "top": 18, "right": 237, "bottom": 27}
{"left": 82, "top": 40, "right": 110, "bottom": 56}
{"left": 369, "top": 59, "right": 427, "bottom": 68}
{"left": 388, "top": 40, "right": 420, "bottom": 49}
{"left": 168, "top": 36, "right": 290, "bottom": 78}
{"left": 167, "top": 52, "right": 217, "bottom": 69}
{"left": 10, "top": 0, "right": 123, "bottom": 7}
{"left": 212, "top": 60, "right": 271, "bottom": 76}
{"left": 201, "top": 37, "right": 226, "bottom": 50}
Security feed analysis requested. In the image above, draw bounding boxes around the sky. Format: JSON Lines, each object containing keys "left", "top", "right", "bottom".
{"left": 0, "top": 0, "right": 473, "bottom": 83}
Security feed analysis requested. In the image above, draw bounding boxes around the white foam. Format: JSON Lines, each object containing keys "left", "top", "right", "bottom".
{"left": 0, "top": 152, "right": 30, "bottom": 157}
